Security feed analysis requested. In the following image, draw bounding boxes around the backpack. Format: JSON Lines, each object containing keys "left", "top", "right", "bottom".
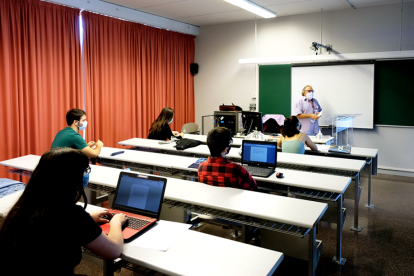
{"left": 175, "top": 138, "right": 202, "bottom": 150}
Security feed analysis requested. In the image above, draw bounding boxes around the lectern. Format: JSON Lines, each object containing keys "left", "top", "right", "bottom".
{"left": 324, "top": 114, "right": 360, "bottom": 146}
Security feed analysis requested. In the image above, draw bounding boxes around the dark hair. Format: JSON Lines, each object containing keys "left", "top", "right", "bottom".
{"left": 149, "top": 107, "right": 175, "bottom": 134}
{"left": 0, "top": 148, "right": 89, "bottom": 252}
{"left": 207, "top": 127, "right": 233, "bottom": 157}
{"left": 66, "top": 108, "right": 86, "bottom": 126}
{"left": 281, "top": 116, "right": 301, "bottom": 138}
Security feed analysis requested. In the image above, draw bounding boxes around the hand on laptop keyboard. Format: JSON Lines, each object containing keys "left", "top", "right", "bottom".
{"left": 109, "top": 213, "right": 128, "bottom": 227}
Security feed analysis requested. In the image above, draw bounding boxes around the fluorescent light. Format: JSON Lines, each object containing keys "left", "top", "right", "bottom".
{"left": 225, "top": 0, "right": 276, "bottom": 18}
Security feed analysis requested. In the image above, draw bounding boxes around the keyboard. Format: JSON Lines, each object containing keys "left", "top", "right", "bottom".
{"left": 109, "top": 213, "right": 150, "bottom": 230}
{"left": 243, "top": 165, "right": 274, "bottom": 177}
{"left": 126, "top": 217, "right": 150, "bottom": 230}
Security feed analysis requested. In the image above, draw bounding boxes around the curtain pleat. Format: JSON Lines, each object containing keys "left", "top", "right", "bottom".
{"left": 0, "top": 0, "right": 82, "bottom": 180}
{"left": 82, "top": 12, "right": 195, "bottom": 148}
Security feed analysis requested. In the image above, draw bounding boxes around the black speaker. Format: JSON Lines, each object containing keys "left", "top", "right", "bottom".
{"left": 190, "top": 63, "right": 199, "bottom": 75}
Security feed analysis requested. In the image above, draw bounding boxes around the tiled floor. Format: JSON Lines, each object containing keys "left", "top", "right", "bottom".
{"left": 75, "top": 174, "right": 414, "bottom": 275}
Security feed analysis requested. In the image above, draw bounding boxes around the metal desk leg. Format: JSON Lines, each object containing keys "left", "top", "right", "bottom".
{"left": 365, "top": 158, "right": 374, "bottom": 208}
{"left": 332, "top": 194, "right": 346, "bottom": 265}
{"left": 351, "top": 173, "right": 363, "bottom": 232}
{"left": 103, "top": 260, "right": 114, "bottom": 276}
{"left": 308, "top": 227, "right": 316, "bottom": 276}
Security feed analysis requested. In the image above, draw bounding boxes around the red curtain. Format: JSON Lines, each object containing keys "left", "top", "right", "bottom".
{"left": 0, "top": 0, "right": 82, "bottom": 180}
{"left": 82, "top": 12, "right": 195, "bottom": 148}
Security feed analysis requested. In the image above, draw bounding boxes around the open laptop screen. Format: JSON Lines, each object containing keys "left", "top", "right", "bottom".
{"left": 242, "top": 142, "right": 277, "bottom": 166}
{"left": 114, "top": 174, "right": 165, "bottom": 216}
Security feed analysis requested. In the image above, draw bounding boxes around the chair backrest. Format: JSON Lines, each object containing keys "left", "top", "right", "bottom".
{"left": 182, "top": 123, "right": 200, "bottom": 134}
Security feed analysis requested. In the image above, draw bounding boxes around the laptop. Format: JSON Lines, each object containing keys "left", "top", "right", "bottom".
{"left": 99, "top": 171, "right": 167, "bottom": 242}
{"left": 241, "top": 140, "right": 277, "bottom": 178}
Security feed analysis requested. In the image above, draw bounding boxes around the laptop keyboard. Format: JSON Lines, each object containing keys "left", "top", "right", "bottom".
{"left": 244, "top": 166, "right": 272, "bottom": 173}
{"left": 109, "top": 213, "right": 150, "bottom": 230}
{"left": 243, "top": 165, "right": 274, "bottom": 177}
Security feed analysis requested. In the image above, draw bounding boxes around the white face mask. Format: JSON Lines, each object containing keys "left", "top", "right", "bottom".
{"left": 306, "top": 93, "right": 313, "bottom": 100}
{"left": 77, "top": 120, "right": 88, "bottom": 130}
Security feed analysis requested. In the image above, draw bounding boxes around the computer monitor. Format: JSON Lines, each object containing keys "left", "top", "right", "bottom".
{"left": 242, "top": 111, "right": 263, "bottom": 134}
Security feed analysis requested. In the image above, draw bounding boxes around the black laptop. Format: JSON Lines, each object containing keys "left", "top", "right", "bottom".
{"left": 241, "top": 140, "right": 277, "bottom": 178}
{"left": 100, "top": 171, "right": 167, "bottom": 242}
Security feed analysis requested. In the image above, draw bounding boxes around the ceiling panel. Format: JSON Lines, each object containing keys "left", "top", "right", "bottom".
{"left": 99, "top": 0, "right": 411, "bottom": 26}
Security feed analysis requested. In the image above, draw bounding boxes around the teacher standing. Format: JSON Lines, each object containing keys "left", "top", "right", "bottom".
{"left": 293, "top": 85, "right": 322, "bottom": 135}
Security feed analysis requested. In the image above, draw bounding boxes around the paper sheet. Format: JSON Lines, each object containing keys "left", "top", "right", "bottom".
{"left": 316, "top": 145, "right": 331, "bottom": 151}
{"left": 129, "top": 220, "right": 191, "bottom": 251}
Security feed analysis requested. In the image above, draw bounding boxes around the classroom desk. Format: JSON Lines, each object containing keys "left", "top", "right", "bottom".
{"left": 184, "top": 134, "right": 334, "bottom": 145}
{"left": 0, "top": 155, "right": 327, "bottom": 275}
{"left": 118, "top": 138, "right": 364, "bottom": 232}
{"left": 0, "top": 191, "right": 283, "bottom": 276}
{"left": 185, "top": 134, "right": 378, "bottom": 208}
{"left": 98, "top": 146, "right": 349, "bottom": 265}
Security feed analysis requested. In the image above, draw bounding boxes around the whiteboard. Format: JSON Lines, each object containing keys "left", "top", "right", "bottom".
{"left": 291, "top": 64, "right": 374, "bottom": 129}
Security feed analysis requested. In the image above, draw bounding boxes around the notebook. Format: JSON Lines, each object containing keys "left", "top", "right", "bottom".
{"left": 100, "top": 171, "right": 167, "bottom": 242}
{"left": 241, "top": 140, "right": 277, "bottom": 178}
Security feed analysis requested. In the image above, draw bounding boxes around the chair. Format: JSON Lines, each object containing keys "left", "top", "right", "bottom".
{"left": 182, "top": 123, "right": 200, "bottom": 134}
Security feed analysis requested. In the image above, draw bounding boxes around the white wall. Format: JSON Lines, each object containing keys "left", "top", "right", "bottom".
{"left": 194, "top": 3, "right": 414, "bottom": 174}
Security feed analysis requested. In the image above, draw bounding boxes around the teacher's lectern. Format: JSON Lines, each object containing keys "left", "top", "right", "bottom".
{"left": 324, "top": 114, "right": 360, "bottom": 147}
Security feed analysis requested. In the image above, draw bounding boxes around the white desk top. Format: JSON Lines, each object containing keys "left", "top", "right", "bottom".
{"left": 122, "top": 230, "right": 283, "bottom": 276}
{"left": 0, "top": 195, "right": 283, "bottom": 276}
{"left": 118, "top": 138, "right": 365, "bottom": 172}
{"left": 100, "top": 147, "right": 351, "bottom": 194}
{"left": 184, "top": 134, "right": 378, "bottom": 158}
{"left": 83, "top": 205, "right": 284, "bottom": 276}
{"left": 0, "top": 155, "right": 327, "bottom": 229}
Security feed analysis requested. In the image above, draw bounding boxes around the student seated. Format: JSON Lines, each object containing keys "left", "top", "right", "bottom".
{"left": 278, "top": 116, "right": 318, "bottom": 154}
{"left": 0, "top": 148, "right": 127, "bottom": 275}
{"left": 198, "top": 127, "right": 257, "bottom": 191}
{"left": 51, "top": 108, "right": 103, "bottom": 158}
{"left": 148, "top": 107, "right": 182, "bottom": 141}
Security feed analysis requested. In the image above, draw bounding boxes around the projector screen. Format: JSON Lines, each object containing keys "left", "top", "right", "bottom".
{"left": 291, "top": 64, "right": 374, "bottom": 129}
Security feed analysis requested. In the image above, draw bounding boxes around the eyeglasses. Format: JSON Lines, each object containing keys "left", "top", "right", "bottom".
{"left": 306, "top": 90, "right": 314, "bottom": 93}
{"left": 229, "top": 140, "right": 233, "bottom": 146}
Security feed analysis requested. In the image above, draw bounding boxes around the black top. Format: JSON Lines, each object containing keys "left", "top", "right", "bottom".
{"left": 148, "top": 123, "right": 174, "bottom": 141}
{"left": 2, "top": 205, "right": 102, "bottom": 275}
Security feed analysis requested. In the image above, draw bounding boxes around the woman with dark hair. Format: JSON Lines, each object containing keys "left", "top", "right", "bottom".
{"left": 278, "top": 116, "right": 318, "bottom": 154}
{"left": 148, "top": 107, "right": 181, "bottom": 140}
{"left": 0, "top": 148, "right": 127, "bottom": 275}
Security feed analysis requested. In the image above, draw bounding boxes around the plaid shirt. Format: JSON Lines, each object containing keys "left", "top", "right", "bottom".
{"left": 198, "top": 157, "right": 257, "bottom": 191}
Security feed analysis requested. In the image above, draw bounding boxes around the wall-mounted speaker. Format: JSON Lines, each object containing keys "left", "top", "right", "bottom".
{"left": 190, "top": 63, "right": 199, "bottom": 75}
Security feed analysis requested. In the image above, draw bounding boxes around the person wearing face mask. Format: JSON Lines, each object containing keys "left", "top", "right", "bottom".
{"left": 198, "top": 127, "right": 257, "bottom": 191}
{"left": 51, "top": 108, "right": 103, "bottom": 158}
{"left": 278, "top": 116, "right": 318, "bottom": 154}
{"left": 148, "top": 107, "right": 182, "bottom": 141}
{"left": 294, "top": 85, "right": 323, "bottom": 135}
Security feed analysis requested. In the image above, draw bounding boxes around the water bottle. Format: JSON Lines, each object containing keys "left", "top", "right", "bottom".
{"left": 317, "top": 130, "right": 323, "bottom": 140}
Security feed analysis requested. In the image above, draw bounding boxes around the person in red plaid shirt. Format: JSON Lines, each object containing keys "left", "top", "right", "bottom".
{"left": 198, "top": 127, "right": 257, "bottom": 191}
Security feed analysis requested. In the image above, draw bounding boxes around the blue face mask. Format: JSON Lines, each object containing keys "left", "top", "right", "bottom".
{"left": 82, "top": 173, "right": 89, "bottom": 188}
{"left": 168, "top": 118, "right": 173, "bottom": 124}
{"left": 78, "top": 121, "right": 88, "bottom": 131}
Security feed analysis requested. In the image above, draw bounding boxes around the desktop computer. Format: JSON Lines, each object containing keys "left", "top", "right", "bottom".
{"left": 213, "top": 111, "right": 243, "bottom": 136}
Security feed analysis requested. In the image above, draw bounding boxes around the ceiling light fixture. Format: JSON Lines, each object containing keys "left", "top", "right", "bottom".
{"left": 224, "top": 0, "right": 276, "bottom": 18}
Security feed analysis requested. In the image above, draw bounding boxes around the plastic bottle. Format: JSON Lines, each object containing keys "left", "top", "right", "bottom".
{"left": 317, "top": 130, "right": 323, "bottom": 140}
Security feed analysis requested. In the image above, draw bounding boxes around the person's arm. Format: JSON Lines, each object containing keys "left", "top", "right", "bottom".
{"left": 304, "top": 134, "right": 318, "bottom": 151}
{"left": 82, "top": 140, "right": 103, "bottom": 158}
{"left": 277, "top": 136, "right": 284, "bottom": 148}
{"left": 84, "top": 213, "right": 127, "bottom": 259}
{"left": 238, "top": 165, "right": 257, "bottom": 191}
{"left": 297, "top": 113, "right": 319, "bottom": 120}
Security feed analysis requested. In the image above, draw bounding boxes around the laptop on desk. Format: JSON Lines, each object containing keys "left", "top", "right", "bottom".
{"left": 241, "top": 140, "right": 277, "bottom": 178}
{"left": 99, "top": 171, "right": 167, "bottom": 243}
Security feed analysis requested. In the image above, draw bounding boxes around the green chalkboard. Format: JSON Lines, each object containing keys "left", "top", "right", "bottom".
{"left": 375, "top": 60, "right": 414, "bottom": 126}
{"left": 259, "top": 65, "right": 291, "bottom": 118}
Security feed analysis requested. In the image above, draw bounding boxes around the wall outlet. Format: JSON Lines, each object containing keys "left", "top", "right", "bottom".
{"left": 249, "top": 103, "right": 256, "bottom": 111}
{"left": 252, "top": 93, "right": 257, "bottom": 99}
